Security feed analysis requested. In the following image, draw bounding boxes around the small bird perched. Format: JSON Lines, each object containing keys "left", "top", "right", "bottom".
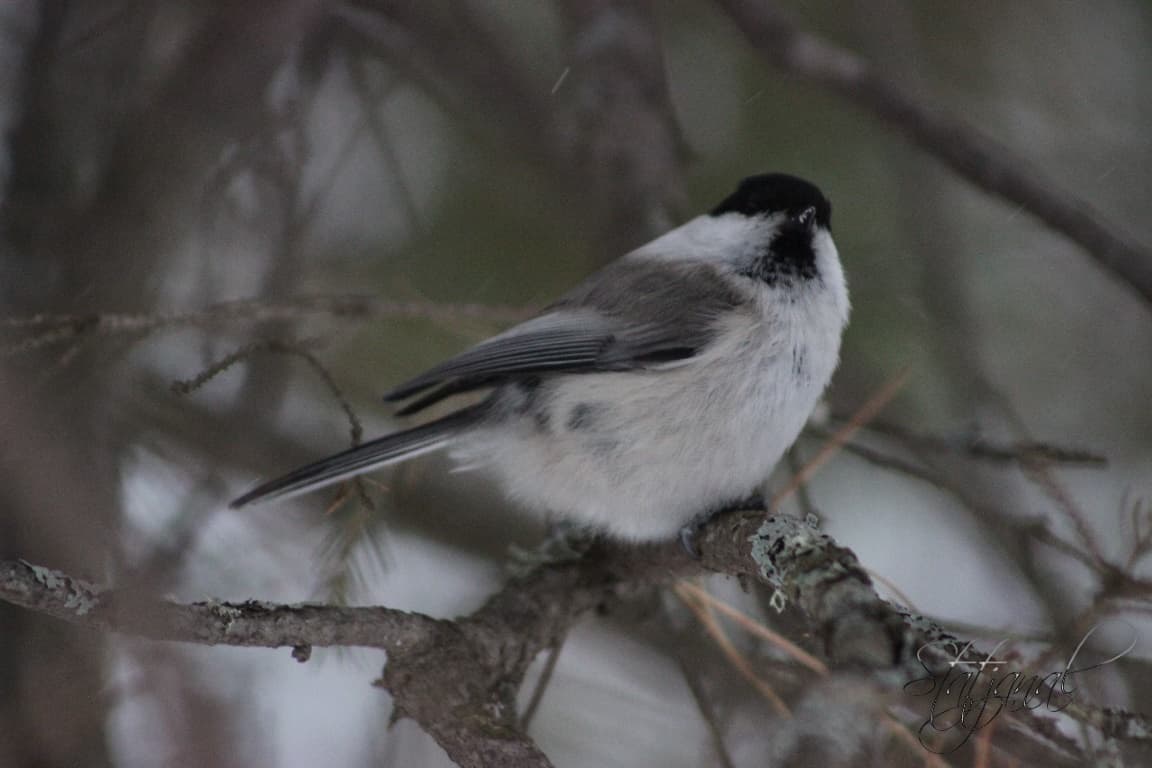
{"left": 232, "top": 173, "right": 849, "bottom": 544}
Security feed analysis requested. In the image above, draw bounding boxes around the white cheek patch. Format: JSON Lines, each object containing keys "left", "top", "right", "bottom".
{"left": 630, "top": 214, "right": 776, "bottom": 266}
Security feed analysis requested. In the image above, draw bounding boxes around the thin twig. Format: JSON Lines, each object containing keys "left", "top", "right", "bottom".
{"left": 676, "top": 581, "right": 827, "bottom": 675}
{"left": 673, "top": 655, "right": 737, "bottom": 768}
{"left": 820, "top": 435, "right": 943, "bottom": 486}
{"left": 863, "top": 567, "right": 918, "bottom": 612}
{"left": 1125, "top": 498, "right": 1152, "bottom": 570}
{"left": 1019, "top": 461, "right": 1105, "bottom": 569}
{"left": 171, "top": 338, "right": 363, "bottom": 447}
{"left": 1024, "top": 518, "right": 1106, "bottom": 577}
{"left": 771, "top": 368, "right": 909, "bottom": 510}
{"left": 296, "top": 108, "right": 370, "bottom": 232}
{"left": 347, "top": 56, "right": 423, "bottom": 236}
{"left": 973, "top": 711, "right": 998, "bottom": 768}
{"left": 833, "top": 419, "right": 1107, "bottom": 467}
{"left": 520, "top": 638, "right": 565, "bottom": 730}
{"left": 1, "top": 324, "right": 90, "bottom": 357}
{"left": 674, "top": 583, "right": 792, "bottom": 717}
{"left": 881, "top": 713, "right": 952, "bottom": 768}
{"left": 1, "top": 295, "right": 531, "bottom": 354}
{"left": 785, "top": 445, "right": 818, "bottom": 518}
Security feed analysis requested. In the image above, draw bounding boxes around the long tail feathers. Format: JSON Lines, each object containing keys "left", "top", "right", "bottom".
{"left": 229, "top": 405, "right": 486, "bottom": 508}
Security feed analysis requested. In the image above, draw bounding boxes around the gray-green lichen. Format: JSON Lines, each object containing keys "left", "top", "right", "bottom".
{"left": 201, "top": 599, "right": 246, "bottom": 633}
{"left": 748, "top": 516, "right": 822, "bottom": 582}
{"left": 20, "top": 559, "right": 101, "bottom": 616}
{"left": 748, "top": 515, "right": 841, "bottom": 613}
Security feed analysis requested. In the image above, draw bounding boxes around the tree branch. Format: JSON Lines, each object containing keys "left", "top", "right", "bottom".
{"left": 0, "top": 512, "right": 906, "bottom": 766}
{"left": 825, "top": 419, "right": 1108, "bottom": 467}
{"left": 0, "top": 559, "right": 439, "bottom": 650}
{"left": 715, "top": 0, "right": 1152, "bottom": 312}
{"left": 553, "top": 0, "right": 691, "bottom": 253}
{"left": 7, "top": 510, "right": 1148, "bottom": 766}
{"left": 1, "top": 295, "right": 532, "bottom": 358}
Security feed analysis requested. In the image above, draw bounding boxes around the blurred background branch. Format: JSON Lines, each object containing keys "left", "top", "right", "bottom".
{"left": 717, "top": 0, "right": 1152, "bottom": 311}
{"left": 1, "top": 0, "right": 1150, "bottom": 766}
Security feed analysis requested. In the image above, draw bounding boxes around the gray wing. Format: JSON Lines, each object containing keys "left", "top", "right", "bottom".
{"left": 384, "top": 257, "right": 745, "bottom": 412}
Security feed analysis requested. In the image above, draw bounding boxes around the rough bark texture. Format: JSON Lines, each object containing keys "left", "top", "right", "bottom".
{"left": 6, "top": 511, "right": 1140, "bottom": 766}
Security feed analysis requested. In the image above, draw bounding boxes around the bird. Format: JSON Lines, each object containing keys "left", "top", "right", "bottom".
{"left": 231, "top": 172, "right": 849, "bottom": 546}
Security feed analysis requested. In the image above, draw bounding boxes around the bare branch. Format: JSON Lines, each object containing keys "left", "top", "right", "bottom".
{"left": 171, "top": 338, "right": 365, "bottom": 448}
{"left": 3, "top": 512, "right": 894, "bottom": 766}
{"left": 6, "top": 504, "right": 1148, "bottom": 764}
{"left": 772, "top": 367, "right": 908, "bottom": 511}
{"left": 346, "top": 58, "right": 423, "bottom": 236}
{"left": 336, "top": 1, "right": 689, "bottom": 256}
{"left": 842, "top": 419, "right": 1108, "bottom": 467}
{"left": 673, "top": 653, "right": 737, "bottom": 768}
{"left": 553, "top": 0, "right": 690, "bottom": 252}
{"left": 519, "top": 638, "right": 564, "bottom": 730}
{"left": 1, "top": 295, "right": 532, "bottom": 357}
{"left": 675, "top": 582, "right": 792, "bottom": 715}
{"left": 0, "top": 558, "right": 439, "bottom": 650}
{"left": 334, "top": 1, "right": 551, "bottom": 165}
{"left": 715, "top": 0, "right": 1152, "bottom": 311}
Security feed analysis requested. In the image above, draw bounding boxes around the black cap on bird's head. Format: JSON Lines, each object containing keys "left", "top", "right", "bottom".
{"left": 710, "top": 173, "right": 832, "bottom": 230}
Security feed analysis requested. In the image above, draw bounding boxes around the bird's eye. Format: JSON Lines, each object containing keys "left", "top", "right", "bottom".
{"left": 794, "top": 206, "right": 817, "bottom": 230}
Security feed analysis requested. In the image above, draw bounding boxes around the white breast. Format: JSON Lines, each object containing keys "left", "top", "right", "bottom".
{"left": 452, "top": 260, "right": 848, "bottom": 541}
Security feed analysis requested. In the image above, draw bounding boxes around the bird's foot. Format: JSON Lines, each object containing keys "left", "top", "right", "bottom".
{"left": 506, "top": 520, "right": 597, "bottom": 576}
{"left": 678, "top": 493, "right": 767, "bottom": 558}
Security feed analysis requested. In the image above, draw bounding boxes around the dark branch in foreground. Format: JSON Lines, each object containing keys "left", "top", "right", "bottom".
{"left": 715, "top": 0, "right": 1152, "bottom": 311}
{"left": 0, "top": 514, "right": 909, "bottom": 766}
{"left": 5, "top": 512, "right": 1150, "bottom": 767}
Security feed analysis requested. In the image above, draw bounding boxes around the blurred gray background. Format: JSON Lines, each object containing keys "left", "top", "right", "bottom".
{"left": 1, "top": 1, "right": 1150, "bottom": 766}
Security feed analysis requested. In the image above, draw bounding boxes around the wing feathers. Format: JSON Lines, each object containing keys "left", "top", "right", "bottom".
{"left": 382, "top": 258, "right": 746, "bottom": 413}
{"left": 383, "top": 330, "right": 612, "bottom": 401}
